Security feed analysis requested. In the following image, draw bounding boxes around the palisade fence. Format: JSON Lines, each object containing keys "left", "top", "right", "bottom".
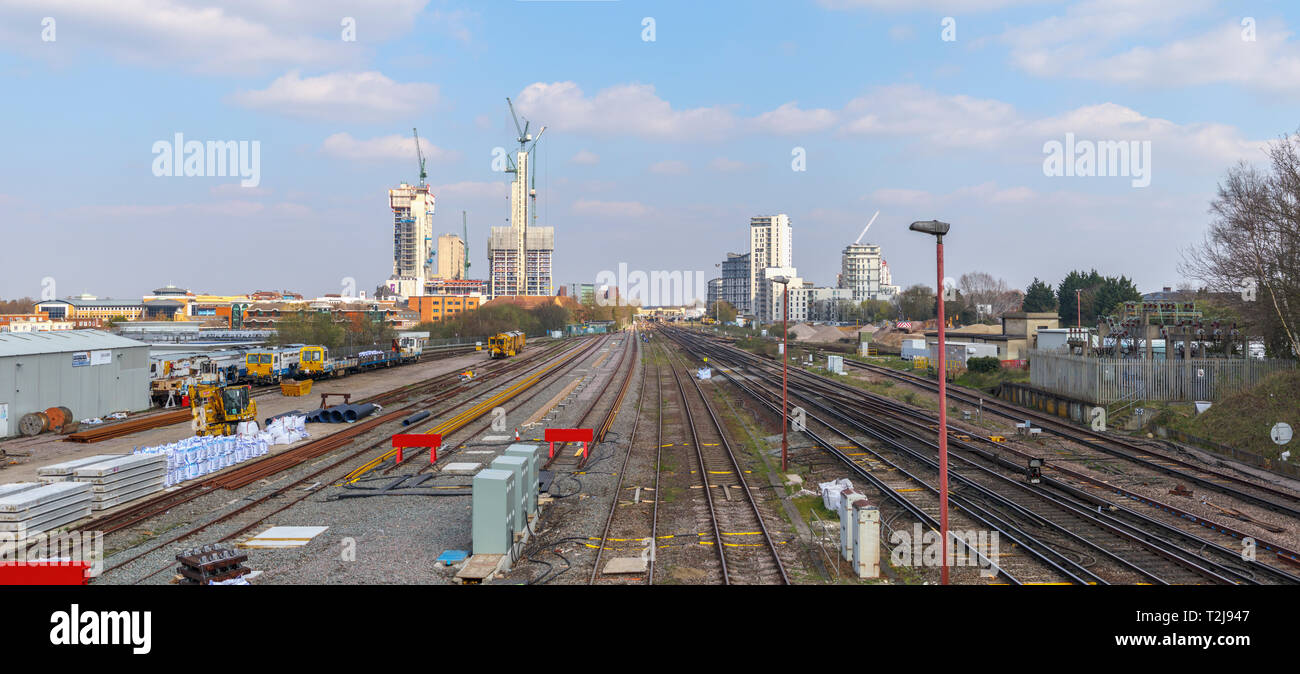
{"left": 1028, "top": 349, "right": 1296, "bottom": 404}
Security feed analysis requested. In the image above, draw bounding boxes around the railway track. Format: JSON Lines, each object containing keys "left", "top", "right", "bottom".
{"left": 543, "top": 332, "right": 637, "bottom": 474}
{"left": 842, "top": 356, "right": 1300, "bottom": 518}
{"left": 660, "top": 342, "right": 787, "bottom": 585}
{"left": 90, "top": 338, "right": 604, "bottom": 581}
{"left": 76, "top": 340, "right": 576, "bottom": 537}
{"left": 665, "top": 326, "right": 1297, "bottom": 585}
{"left": 589, "top": 338, "right": 658, "bottom": 585}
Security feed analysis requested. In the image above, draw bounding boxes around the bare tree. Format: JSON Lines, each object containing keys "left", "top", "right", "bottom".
{"left": 1181, "top": 132, "right": 1300, "bottom": 358}
{"left": 958, "top": 272, "right": 1023, "bottom": 317}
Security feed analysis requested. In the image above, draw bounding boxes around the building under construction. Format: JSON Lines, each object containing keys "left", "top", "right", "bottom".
{"left": 388, "top": 182, "right": 436, "bottom": 299}
{"left": 487, "top": 99, "right": 554, "bottom": 298}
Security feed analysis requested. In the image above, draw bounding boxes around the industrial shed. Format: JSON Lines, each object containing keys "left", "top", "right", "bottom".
{"left": 0, "top": 330, "right": 149, "bottom": 437}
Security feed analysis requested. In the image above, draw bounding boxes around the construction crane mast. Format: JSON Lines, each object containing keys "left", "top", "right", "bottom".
{"left": 504, "top": 97, "right": 545, "bottom": 296}
{"left": 462, "top": 210, "right": 471, "bottom": 280}
{"left": 412, "top": 127, "right": 427, "bottom": 186}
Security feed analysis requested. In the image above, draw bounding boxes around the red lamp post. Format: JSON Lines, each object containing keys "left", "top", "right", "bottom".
{"left": 772, "top": 276, "right": 791, "bottom": 472}
{"left": 910, "top": 219, "right": 952, "bottom": 585}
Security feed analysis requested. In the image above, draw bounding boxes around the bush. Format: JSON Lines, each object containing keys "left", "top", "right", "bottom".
{"left": 966, "top": 356, "right": 1001, "bottom": 373}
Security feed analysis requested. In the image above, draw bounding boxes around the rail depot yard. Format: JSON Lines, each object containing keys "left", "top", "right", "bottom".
{"left": 5, "top": 0, "right": 1300, "bottom": 659}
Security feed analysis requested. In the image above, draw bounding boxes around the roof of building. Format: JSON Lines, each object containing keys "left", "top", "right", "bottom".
{"left": 151, "top": 285, "right": 189, "bottom": 296}
{"left": 37, "top": 297, "right": 144, "bottom": 308}
{"left": 1001, "top": 312, "right": 1060, "bottom": 320}
{"left": 0, "top": 330, "right": 148, "bottom": 357}
{"left": 922, "top": 330, "right": 1015, "bottom": 341}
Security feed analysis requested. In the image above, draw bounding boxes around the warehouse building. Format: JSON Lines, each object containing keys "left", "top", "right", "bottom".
{"left": 0, "top": 330, "right": 149, "bottom": 438}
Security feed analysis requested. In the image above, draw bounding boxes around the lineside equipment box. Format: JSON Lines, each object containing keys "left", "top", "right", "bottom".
{"left": 472, "top": 469, "right": 516, "bottom": 556}
{"left": 504, "top": 444, "right": 541, "bottom": 517}
{"left": 489, "top": 455, "right": 527, "bottom": 536}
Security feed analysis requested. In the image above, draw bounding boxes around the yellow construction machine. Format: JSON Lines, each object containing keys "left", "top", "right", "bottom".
{"left": 190, "top": 380, "right": 258, "bottom": 436}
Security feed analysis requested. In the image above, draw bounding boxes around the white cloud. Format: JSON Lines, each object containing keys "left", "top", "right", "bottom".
{"left": 649, "top": 160, "right": 689, "bottom": 175}
{"left": 431, "top": 181, "right": 507, "bottom": 200}
{"left": 571, "top": 199, "right": 651, "bottom": 218}
{"left": 888, "top": 25, "right": 914, "bottom": 41}
{"left": 840, "top": 84, "right": 1266, "bottom": 167}
{"left": 750, "top": 102, "right": 837, "bottom": 135}
{"left": 320, "top": 132, "right": 458, "bottom": 162}
{"left": 570, "top": 150, "right": 600, "bottom": 165}
{"left": 231, "top": 71, "right": 438, "bottom": 122}
{"left": 513, "top": 81, "right": 736, "bottom": 141}
{"left": 210, "top": 184, "right": 271, "bottom": 197}
{"left": 709, "top": 157, "right": 749, "bottom": 172}
{"left": 999, "top": 2, "right": 1300, "bottom": 94}
{"left": 0, "top": 0, "right": 428, "bottom": 74}
{"left": 840, "top": 85, "right": 1019, "bottom": 149}
{"left": 819, "top": 0, "right": 1048, "bottom": 11}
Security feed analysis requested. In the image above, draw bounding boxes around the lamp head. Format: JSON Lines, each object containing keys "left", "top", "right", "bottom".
{"left": 909, "top": 220, "right": 951, "bottom": 237}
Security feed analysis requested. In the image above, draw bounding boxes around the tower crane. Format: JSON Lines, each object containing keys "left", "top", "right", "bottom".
{"left": 462, "top": 210, "right": 471, "bottom": 280}
{"left": 504, "top": 98, "right": 546, "bottom": 295}
{"left": 412, "top": 127, "right": 427, "bottom": 186}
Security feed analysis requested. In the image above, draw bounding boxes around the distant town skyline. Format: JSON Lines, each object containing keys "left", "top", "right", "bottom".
{"left": 3, "top": 1, "right": 1297, "bottom": 300}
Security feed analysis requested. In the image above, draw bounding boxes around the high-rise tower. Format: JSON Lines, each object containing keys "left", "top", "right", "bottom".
{"left": 388, "top": 183, "right": 436, "bottom": 299}
{"left": 487, "top": 98, "right": 554, "bottom": 298}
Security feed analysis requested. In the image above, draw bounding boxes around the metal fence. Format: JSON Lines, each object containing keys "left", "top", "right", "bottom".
{"left": 1028, "top": 349, "right": 1296, "bottom": 404}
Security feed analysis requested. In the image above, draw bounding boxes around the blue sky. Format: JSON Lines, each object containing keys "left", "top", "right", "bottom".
{"left": 2, "top": 0, "right": 1299, "bottom": 301}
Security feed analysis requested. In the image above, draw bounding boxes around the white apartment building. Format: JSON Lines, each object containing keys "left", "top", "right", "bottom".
{"left": 749, "top": 214, "right": 793, "bottom": 315}
{"left": 756, "top": 267, "right": 801, "bottom": 324}
{"left": 840, "top": 242, "right": 900, "bottom": 302}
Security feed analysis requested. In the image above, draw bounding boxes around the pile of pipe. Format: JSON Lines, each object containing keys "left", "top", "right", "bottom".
{"left": 304, "top": 403, "right": 380, "bottom": 424}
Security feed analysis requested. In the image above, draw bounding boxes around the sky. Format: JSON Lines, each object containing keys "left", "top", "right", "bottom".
{"left": 2, "top": 0, "right": 1298, "bottom": 302}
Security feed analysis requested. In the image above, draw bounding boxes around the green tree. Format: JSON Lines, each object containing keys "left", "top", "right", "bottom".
{"left": 349, "top": 314, "right": 396, "bottom": 348}
{"left": 272, "top": 311, "right": 344, "bottom": 348}
{"left": 1023, "top": 278, "right": 1057, "bottom": 312}
{"left": 708, "top": 300, "right": 738, "bottom": 323}
{"left": 1093, "top": 275, "right": 1142, "bottom": 317}
{"left": 1057, "top": 270, "right": 1142, "bottom": 325}
{"left": 894, "top": 284, "right": 934, "bottom": 320}
{"left": 860, "top": 299, "right": 893, "bottom": 322}
{"left": 531, "top": 303, "right": 570, "bottom": 333}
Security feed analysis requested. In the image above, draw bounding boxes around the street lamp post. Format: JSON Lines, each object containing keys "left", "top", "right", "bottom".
{"left": 909, "top": 219, "right": 952, "bottom": 585}
{"left": 772, "top": 275, "right": 791, "bottom": 472}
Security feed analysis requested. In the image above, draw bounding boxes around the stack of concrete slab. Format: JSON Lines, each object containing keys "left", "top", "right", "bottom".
{"left": 70, "top": 454, "right": 168, "bottom": 510}
{"left": 0, "top": 482, "right": 93, "bottom": 538}
{"left": 36, "top": 455, "right": 126, "bottom": 483}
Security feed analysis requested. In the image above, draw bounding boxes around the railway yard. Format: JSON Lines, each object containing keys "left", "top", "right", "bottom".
{"left": 4, "top": 324, "right": 1296, "bottom": 587}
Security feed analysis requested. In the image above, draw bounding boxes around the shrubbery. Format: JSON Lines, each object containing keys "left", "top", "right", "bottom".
{"left": 966, "top": 356, "right": 1001, "bottom": 373}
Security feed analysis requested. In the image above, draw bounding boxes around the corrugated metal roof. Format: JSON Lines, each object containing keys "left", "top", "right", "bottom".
{"left": 0, "top": 330, "right": 149, "bottom": 357}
